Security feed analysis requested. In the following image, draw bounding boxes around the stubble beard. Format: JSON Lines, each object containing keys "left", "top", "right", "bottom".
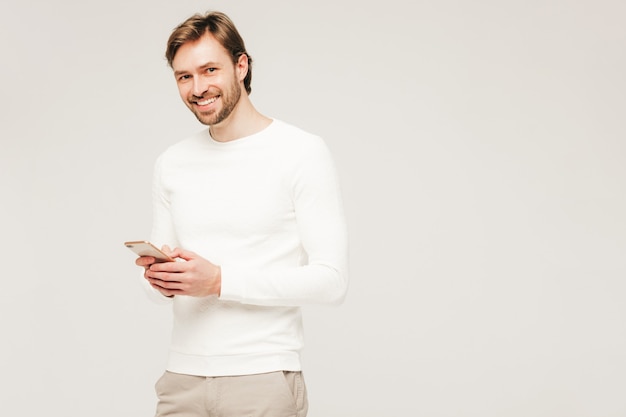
{"left": 192, "top": 77, "right": 242, "bottom": 126}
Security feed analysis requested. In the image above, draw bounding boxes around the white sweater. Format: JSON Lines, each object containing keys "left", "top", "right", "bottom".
{"left": 145, "top": 119, "right": 348, "bottom": 376}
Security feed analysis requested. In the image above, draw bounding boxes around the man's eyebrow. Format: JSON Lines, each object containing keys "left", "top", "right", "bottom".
{"left": 174, "top": 62, "right": 221, "bottom": 76}
{"left": 200, "top": 61, "right": 221, "bottom": 68}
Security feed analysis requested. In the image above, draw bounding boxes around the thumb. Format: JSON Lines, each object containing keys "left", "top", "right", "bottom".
{"left": 169, "top": 247, "right": 195, "bottom": 261}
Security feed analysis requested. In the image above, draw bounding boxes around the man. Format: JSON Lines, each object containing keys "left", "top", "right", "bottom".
{"left": 135, "top": 11, "right": 348, "bottom": 417}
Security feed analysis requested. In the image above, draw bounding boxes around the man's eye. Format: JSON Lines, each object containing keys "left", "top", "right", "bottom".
{"left": 178, "top": 74, "right": 191, "bottom": 81}
{"left": 207, "top": 68, "right": 217, "bottom": 73}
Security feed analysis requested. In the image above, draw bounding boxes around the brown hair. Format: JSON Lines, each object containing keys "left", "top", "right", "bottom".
{"left": 165, "top": 11, "right": 253, "bottom": 94}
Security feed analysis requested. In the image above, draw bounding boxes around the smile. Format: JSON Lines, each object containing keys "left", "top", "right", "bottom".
{"left": 196, "top": 96, "right": 219, "bottom": 106}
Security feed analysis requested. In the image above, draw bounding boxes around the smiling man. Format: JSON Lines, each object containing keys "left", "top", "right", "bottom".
{"left": 134, "top": 11, "right": 348, "bottom": 417}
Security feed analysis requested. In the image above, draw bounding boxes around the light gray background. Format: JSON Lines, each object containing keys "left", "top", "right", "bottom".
{"left": 1, "top": 0, "right": 625, "bottom": 416}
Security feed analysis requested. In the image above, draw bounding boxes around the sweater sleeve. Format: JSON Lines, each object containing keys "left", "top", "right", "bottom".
{"left": 219, "top": 137, "right": 349, "bottom": 306}
{"left": 141, "top": 154, "right": 178, "bottom": 303}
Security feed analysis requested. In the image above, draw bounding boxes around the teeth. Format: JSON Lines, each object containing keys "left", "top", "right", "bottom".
{"left": 197, "top": 97, "right": 218, "bottom": 106}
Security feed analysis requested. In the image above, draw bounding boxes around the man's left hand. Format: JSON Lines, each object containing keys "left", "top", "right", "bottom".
{"left": 145, "top": 247, "right": 221, "bottom": 297}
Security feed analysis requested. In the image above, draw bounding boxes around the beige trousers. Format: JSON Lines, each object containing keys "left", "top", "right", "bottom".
{"left": 154, "top": 371, "right": 308, "bottom": 417}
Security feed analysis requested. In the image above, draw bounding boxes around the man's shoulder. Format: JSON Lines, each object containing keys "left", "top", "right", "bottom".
{"left": 272, "top": 119, "right": 316, "bottom": 137}
{"left": 159, "top": 129, "right": 210, "bottom": 158}
{"left": 269, "top": 119, "right": 325, "bottom": 149}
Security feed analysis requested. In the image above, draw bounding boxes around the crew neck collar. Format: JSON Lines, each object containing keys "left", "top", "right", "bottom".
{"left": 208, "top": 119, "right": 275, "bottom": 144}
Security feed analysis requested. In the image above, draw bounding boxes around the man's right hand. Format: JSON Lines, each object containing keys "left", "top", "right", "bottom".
{"left": 136, "top": 245, "right": 176, "bottom": 297}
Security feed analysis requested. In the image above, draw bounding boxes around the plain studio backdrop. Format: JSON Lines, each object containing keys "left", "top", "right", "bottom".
{"left": 1, "top": 0, "right": 625, "bottom": 416}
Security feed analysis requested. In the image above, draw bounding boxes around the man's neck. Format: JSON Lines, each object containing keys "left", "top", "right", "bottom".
{"left": 209, "top": 95, "right": 272, "bottom": 142}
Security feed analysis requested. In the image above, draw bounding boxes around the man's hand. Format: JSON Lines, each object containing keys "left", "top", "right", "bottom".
{"left": 137, "top": 246, "right": 221, "bottom": 298}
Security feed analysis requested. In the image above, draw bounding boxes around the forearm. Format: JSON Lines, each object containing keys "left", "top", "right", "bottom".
{"left": 219, "top": 262, "right": 348, "bottom": 306}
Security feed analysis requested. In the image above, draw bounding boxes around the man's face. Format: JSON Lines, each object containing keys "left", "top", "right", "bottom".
{"left": 172, "top": 33, "right": 245, "bottom": 126}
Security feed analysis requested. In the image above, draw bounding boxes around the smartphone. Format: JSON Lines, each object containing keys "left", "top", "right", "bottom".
{"left": 124, "top": 240, "right": 174, "bottom": 263}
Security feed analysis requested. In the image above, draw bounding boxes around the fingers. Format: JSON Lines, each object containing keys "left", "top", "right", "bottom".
{"left": 136, "top": 256, "right": 155, "bottom": 267}
{"left": 147, "top": 275, "right": 181, "bottom": 289}
{"left": 149, "top": 260, "right": 185, "bottom": 273}
{"left": 145, "top": 262, "right": 187, "bottom": 287}
{"left": 148, "top": 279, "right": 177, "bottom": 297}
{"left": 147, "top": 274, "right": 187, "bottom": 298}
{"left": 168, "top": 247, "right": 195, "bottom": 261}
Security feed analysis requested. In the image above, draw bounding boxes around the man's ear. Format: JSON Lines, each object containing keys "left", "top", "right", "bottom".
{"left": 236, "top": 54, "right": 249, "bottom": 82}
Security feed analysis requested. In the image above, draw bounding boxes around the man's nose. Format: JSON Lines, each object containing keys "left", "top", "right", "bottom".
{"left": 192, "top": 77, "right": 208, "bottom": 97}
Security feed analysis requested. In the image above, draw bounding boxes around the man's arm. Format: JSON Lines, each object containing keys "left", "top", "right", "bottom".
{"left": 144, "top": 136, "right": 348, "bottom": 306}
{"left": 218, "top": 136, "right": 349, "bottom": 306}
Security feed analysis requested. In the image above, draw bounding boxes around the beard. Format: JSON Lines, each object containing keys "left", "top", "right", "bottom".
{"left": 190, "top": 76, "right": 242, "bottom": 126}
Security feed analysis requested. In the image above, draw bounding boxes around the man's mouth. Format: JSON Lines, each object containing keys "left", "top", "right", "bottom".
{"left": 195, "top": 96, "right": 219, "bottom": 106}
